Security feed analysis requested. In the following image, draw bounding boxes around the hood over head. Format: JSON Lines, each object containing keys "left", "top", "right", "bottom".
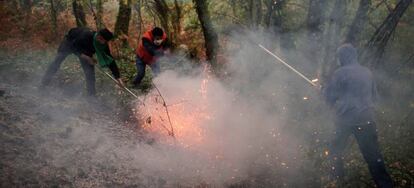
{"left": 336, "top": 43, "right": 358, "bottom": 66}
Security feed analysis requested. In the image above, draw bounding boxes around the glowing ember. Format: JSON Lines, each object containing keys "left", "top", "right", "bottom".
{"left": 136, "top": 64, "right": 214, "bottom": 148}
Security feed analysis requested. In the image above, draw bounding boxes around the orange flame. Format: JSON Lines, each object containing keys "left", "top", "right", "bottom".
{"left": 137, "top": 64, "right": 214, "bottom": 148}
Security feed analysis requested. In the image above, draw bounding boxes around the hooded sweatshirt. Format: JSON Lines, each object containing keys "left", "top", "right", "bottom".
{"left": 324, "top": 44, "right": 378, "bottom": 126}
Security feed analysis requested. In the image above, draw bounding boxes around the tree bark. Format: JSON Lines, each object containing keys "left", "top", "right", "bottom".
{"left": 133, "top": 0, "right": 143, "bottom": 39}
{"left": 18, "top": 0, "right": 33, "bottom": 37}
{"left": 248, "top": 0, "right": 262, "bottom": 29}
{"left": 49, "top": 0, "right": 58, "bottom": 37}
{"left": 306, "top": 0, "right": 326, "bottom": 36}
{"left": 272, "top": 0, "right": 286, "bottom": 33}
{"left": 305, "top": 0, "right": 327, "bottom": 68}
{"left": 72, "top": 0, "right": 87, "bottom": 27}
{"left": 345, "top": 0, "right": 371, "bottom": 45}
{"left": 263, "top": 0, "right": 274, "bottom": 28}
{"left": 363, "top": 0, "right": 413, "bottom": 67}
{"left": 262, "top": 0, "right": 288, "bottom": 49}
{"left": 95, "top": 0, "right": 104, "bottom": 29}
{"left": 114, "top": 0, "right": 132, "bottom": 36}
{"left": 172, "top": 0, "right": 182, "bottom": 41}
{"left": 193, "top": 0, "right": 219, "bottom": 69}
{"left": 153, "top": 0, "right": 170, "bottom": 38}
{"left": 320, "top": 0, "right": 347, "bottom": 81}
{"left": 255, "top": 0, "right": 262, "bottom": 28}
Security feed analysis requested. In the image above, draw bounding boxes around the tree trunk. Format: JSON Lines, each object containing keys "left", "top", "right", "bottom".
{"left": 49, "top": 0, "right": 58, "bottom": 37}
{"left": 263, "top": 0, "right": 274, "bottom": 28}
{"left": 305, "top": 0, "right": 327, "bottom": 69}
{"left": 363, "top": 0, "right": 412, "bottom": 67}
{"left": 248, "top": 0, "right": 254, "bottom": 26}
{"left": 320, "top": 0, "right": 347, "bottom": 81}
{"left": 229, "top": 0, "right": 237, "bottom": 18}
{"left": 95, "top": 0, "right": 104, "bottom": 29}
{"left": 248, "top": 0, "right": 262, "bottom": 29}
{"left": 273, "top": 1, "right": 286, "bottom": 32}
{"left": 114, "top": 0, "right": 132, "bottom": 36}
{"left": 18, "top": 0, "right": 33, "bottom": 37}
{"left": 134, "top": 0, "right": 143, "bottom": 39}
{"left": 262, "top": 0, "right": 287, "bottom": 49}
{"left": 193, "top": 0, "right": 219, "bottom": 69}
{"left": 306, "top": 0, "right": 326, "bottom": 36}
{"left": 255, "top": 0, "right": 262, "bottom": 28}
{"left": 153, "top": 0, "right": 170, "bottom": 38}
{"left": 72, "top": 0, "right": 87, "bottom": 27}
{"left": 345, "top": 0, "right": 371, "bottom": 45}
{"left": 172, "top": 0, "right": 182, "bottom": 41}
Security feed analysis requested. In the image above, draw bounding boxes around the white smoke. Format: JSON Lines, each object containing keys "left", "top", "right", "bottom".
{"left": 31, "top": 31, "right": 333, "bottom": 187}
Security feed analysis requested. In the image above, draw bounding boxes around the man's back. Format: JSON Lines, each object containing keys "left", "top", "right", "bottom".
{"left": 325, "top": 45, "right": 377, "bottom": 125}
{"left": 325, "top": 44, "right": 393, "bottom": 188}
{"left": 66, "top": 27, "right": 95, "bottom": 56}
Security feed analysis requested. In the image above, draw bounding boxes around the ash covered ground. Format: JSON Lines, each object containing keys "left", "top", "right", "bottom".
{"left": 1, "top": 49, "right": 412, "bottom": 188}
{"left": 0, "top": 51, "right": 317, "bottom": 187}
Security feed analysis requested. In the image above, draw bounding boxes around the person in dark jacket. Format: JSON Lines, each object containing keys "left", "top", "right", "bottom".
{"left": 41, "top": 27, "right": 124, "bottom": 96}
{"left": 133, "top": 27, "right": 169, "bottom": 87}
{"left": 323, "top": 44, "right": 393, "bottom": 188}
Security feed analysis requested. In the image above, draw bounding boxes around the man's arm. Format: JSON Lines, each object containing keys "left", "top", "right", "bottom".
{"left": 142, "top": 38, "right": 164, "bottom": 56}
{"left": 104, "top": 44, "right": 124, "bottom": 86}
{"left": 108, "top": 62, "right": 120, "bottom": 79}
{"left": 105, "top": 45, "right": 114, "bottom": 58}
{"left": 323, "top": 72, "right": 342, "bottom": 106}
{"left": 108, "top": 61, "right": 124, "bottom": 87}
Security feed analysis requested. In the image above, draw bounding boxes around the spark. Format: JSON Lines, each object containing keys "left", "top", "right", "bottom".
{"left": 137, "top": 63, "right": 214, "bottom": 148}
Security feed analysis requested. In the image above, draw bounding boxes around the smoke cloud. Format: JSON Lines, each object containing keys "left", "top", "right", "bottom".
{"left": 106, "top": 31, "right": 333, "bottom": 186}
{"left": 2, "top": 31, "right": 336, "bottom": 187}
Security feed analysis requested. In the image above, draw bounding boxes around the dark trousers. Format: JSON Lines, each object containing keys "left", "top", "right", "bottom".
{"left": 41, "top": 40, "right": 96, "bottom": 96}
{"left": 133, "top": 57, "right": 160, "bottom": 86}
{"left": 329, "top": 122, "right": 393, "bottom": 188}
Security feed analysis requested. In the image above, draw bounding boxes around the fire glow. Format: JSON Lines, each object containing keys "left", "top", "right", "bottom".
{"left": 137, "top": 64, "right": 215, "bottom": 148}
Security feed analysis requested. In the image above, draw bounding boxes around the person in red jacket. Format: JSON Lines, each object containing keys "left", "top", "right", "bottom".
{"left": 133, "top": 27, "right": 169, "bottom": 87}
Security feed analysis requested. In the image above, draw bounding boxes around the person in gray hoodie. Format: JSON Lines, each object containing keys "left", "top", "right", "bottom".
{"left": 324, "top": 44, "right": 393, "bottom": 188}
